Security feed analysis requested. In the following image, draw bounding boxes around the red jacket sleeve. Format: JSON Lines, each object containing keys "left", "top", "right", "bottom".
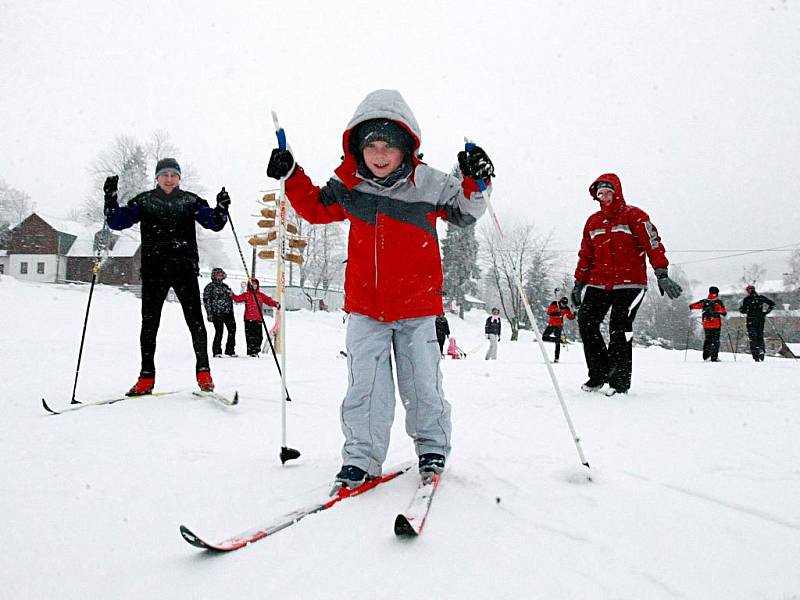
{"left": 628, "top": 207, "right": 669, "bottom": 271}
{"left": 231, "top": 292, "right": 247, "bottom": 303}
{"left": 284, "top": 166, "right": 348, "bottom": 224}
{"left": 258, "top": 291, "right": 279, "bottom": 308}
{"left": 574, "top": 219, "right": 594, "bottom": 283}
{"left": 689, "top": 301, "right": 703, "bottom": 310}
{"left": 564, "top": 308, "right": 576, "bottom": 320}
{"left": 716, "top": 303, "right": 727, "bottom": 316}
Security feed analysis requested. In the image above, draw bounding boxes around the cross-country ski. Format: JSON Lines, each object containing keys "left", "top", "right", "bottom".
{"left": 394, "top": 473, "right": 442, "bottom": 537}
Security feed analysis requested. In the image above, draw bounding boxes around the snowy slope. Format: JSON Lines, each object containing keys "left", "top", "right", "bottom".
{"left": 2, "top": 278, "right": 800, "bottom": 599}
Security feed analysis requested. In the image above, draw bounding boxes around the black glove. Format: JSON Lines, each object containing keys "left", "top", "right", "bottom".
{"left": 571, "top": 281, "right": 585, "bottom": 307}
{"left": 457, "top": 146, "right": 495, "bottom": 181}
{"left": 267, "top": 148, "right": 295, "bottom": 180}
{"left": 654, "top": 268, "right": 682, "bottom": 299}
{"left": 103, "top": 175, "right": 119, "bottom": 197}
{"left": 216, "top": 187, "right": 231, "bottom": 211}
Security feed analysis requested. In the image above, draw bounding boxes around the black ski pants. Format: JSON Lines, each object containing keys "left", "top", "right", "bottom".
{"left": 437, "top": 335, "right": 446, "bottom": 355}
{"left": 578, "top": 287, "right": 645, "bottom": 392}
{"left": 702, "top": 328, "right": 721, "bottom": 361}
{"left": 244, "top": 320, "right": 263, "bottom": 356}
{"left": 211, "top": 313, "right": 237, "bottom": 356}
{"left": 746, "top": 318, "right": 766, "bottom": 361}
{"left": 542, "top": 325, "right": 563, "bottom": 360}
{"left": 140, "top": 270, "right": 209, "bottom": 376}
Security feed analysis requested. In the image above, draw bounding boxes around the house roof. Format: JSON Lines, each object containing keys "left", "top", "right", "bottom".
{"left": 65, "top": 231, "right": 141, "bottom": 258}
{"left": 718, "top": 279, "right": 788, "bottom": 295}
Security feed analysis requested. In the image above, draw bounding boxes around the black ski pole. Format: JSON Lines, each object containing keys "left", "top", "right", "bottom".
{"left": 69, "top": 223, "right": 108, "bottom": 404}
{"left": 724, "top": 319, "right": 737, "bottom": 362}
{"left": 227, "top": 212, "right": 292, "bottom": 400}
{"left": 683, "top": 322, "right": 692, "bottom": 362}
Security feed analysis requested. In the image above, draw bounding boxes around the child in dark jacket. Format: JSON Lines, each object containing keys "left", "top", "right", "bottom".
{"left": 230, "top": 278, "right": 279, "bottom": 357}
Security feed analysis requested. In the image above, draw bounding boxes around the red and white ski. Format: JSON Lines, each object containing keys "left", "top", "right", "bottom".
{"left": 41, "top": 391, "right": 178, "bottom": 415}
{"left": 180, "top": 461, "right": 414, "bottom": 552}
{"left": 394, "top": 473, "right": 441, "bottom": 537}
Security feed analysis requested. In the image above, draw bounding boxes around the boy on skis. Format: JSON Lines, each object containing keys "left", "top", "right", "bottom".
{"left": 266, "top": 89, "right": 493, "bottom": 487}
{"left": 203, "top": 267, "right": 237, "bottom": 357}
{"left": 104, "top": 158, "right": 230, "bottom": 395}
{"left": 542, "top": 297, "right": 575, "bottom": 363}
{"left": 689, "top": 286, "right": 728, "bottom": 362}
{"left": 230, "top": 278, "right": 279, "bottom": 357}
{"left": 571, "top": 173, "right": 682, "bottom": 396}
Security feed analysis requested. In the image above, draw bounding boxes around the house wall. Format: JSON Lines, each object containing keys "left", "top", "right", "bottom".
{"left": 9, "top": 253, "right": 61, "bottom": 283}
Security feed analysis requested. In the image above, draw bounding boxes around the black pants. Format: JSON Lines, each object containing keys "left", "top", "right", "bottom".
{"left": 244, "top": 320, "right": 263, "bottom": 355}
{"left": 140, "top": 271, "right": 208, "bottom": 376}
{"left": 702, "top": 328, "right": 721, "bottom": 361}
{"left": 746, "top": 319, "right": 766, "bottom": 361}
{"left": 211, "top": 313, "right": 237, "bottom": 355}
{"left": 542, "top": 326, "right": 563, "bottom": 360}
{"left": 437, "top": 336, "right": 446, "bottom": 355}
{"left": 578, "top": 287, "right": 645, "bottom": 392}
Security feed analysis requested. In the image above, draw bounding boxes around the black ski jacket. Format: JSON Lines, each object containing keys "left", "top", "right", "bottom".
{"left": 738, "top": 293, "right": 775, "bottom": 324}
{"left": 485, "top": 316, "right": 501, "bottom": 337}
{"left": 105, "top": 186, "right": 227, "bottom": 276}
{"left": 203, "top": 280, "right": 234, "bottom": 317}
{"left": 435, "top": 315, "right": 450, "bottom": 340}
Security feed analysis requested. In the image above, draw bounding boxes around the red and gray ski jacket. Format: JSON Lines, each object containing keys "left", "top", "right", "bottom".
{"left": 546, "top": 303, "right": 575, "bottom": 327}
{"left": 574, "top": 174, "right": 669, "bottom": 290}
{"left": 283, "top": 89, "right": 487, "bottom": 322}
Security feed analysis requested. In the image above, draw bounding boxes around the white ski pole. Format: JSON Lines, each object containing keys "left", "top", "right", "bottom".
{"left": 465, "top": 139, "right": 591, "bottom": 475}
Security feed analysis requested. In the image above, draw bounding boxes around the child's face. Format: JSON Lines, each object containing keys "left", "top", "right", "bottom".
{"left": 362, "top": 141, "right": 405, "bottom": 179}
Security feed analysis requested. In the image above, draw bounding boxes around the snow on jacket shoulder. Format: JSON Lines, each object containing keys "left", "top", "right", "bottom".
{"left": 282, "top": 89, "right": 487, "bottom": 322}
{"left": 574, "top": 174, "right": 669, "bottom": 289}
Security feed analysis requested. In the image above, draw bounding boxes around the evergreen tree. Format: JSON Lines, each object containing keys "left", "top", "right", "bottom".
{"left": 442, "top": 220, "right": 480, "bottom": 318}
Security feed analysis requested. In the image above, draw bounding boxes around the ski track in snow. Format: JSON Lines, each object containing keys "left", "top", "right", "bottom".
{"left": 3, "top": 278, "right": 800, "bottom": 599}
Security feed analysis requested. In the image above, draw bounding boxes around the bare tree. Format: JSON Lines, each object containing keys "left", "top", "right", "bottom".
{"left": 634, "top": 267, "right": 694, "bottom": 349}
{"left": 301, "top": 222, "right": 347, "bottom": 300}
{"left": 0, "top": 179, "right": 32, "bottom": 245}
{"left": 740, "top": 263, "right": 767, "bottom": 288}
{"left": 480, "top": 221, "right": 552, "bottom": 341}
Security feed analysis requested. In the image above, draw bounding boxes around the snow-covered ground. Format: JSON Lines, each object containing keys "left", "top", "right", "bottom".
{"left": 2, "top": 277, "right": 799, "bottom": 600}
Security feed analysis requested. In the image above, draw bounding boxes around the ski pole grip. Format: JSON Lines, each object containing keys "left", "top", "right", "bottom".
{"left": 275, "top": 128, "right": 287, "bottom": 152}
{"left": 463, "top": 141, "right": 487, "bottom": 192}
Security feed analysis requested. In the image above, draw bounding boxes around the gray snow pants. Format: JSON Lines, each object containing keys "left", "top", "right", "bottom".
{"left": 485, "top": 334, "right": 499, "bottom": 360}
{"left": 341, "top": 313, "right": 452, "bottom": 476}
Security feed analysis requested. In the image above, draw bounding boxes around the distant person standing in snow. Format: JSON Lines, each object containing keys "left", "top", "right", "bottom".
{"left": 542, "top": 297, "right": 575, "bottom": 363}
{"left": 689, "top": 286, "right": 727, "bottom": 362}
{"left": 571, "top": 173, "right": 682, "bottom": 396}
{"left": 230, "top": 278, "right": 279, "bottom": 357}
{"left": 738, "top": 285, "right": 775, "bottom": 361}
{"left": 203, "top": 267, "right": 237, "bottom": 357}
{"left": 485, "top": 307, "right": 502, "bottom": 360}
{"left": 104, "top": 158, "right": 230, "bottom": 396}
{"left": 435, "top": 314, "right": 450, "bottom": 355}
{"left": 266, "top": 89, "right": 491, "bottom": 489}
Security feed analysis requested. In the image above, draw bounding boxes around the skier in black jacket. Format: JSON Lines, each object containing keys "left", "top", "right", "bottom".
{"left": 203, "top": 267, "right": 237, "bottom": 357}
{"left": 738, "top": 285, "right": 775, "bottom": 361}
{"left": 435, "top": 314, "right": 450, "bottom": 355}
{"left": 104, "top": 158, "right": 230, "bottom": 395}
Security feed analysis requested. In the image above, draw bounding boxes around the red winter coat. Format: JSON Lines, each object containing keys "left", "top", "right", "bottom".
{"left": 283, "top": 90, "right": 487, "bottom": 323}
{"left": 574, "top": 174, "right": 669, "bottom": 289}
{"left": 547, "top": 303, "right": 575, "bottom": 327}
{"left": 231, "top": 289, "right": 278, "bottom": 321}
{"left": 690, "top": 294, "right": 727, "bottom": 329}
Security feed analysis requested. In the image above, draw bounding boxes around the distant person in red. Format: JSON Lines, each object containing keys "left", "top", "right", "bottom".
{"left": 231, "top": 278, "right": 279, "bottom": 357}
{"left": 689, "top": 286, "right": 728, "bottom": 362}
{"left": 541, "top": 297, "right": 575, "bottom": 363}
{"left": 571, "top": 173, "right": 682, "bottom": 396}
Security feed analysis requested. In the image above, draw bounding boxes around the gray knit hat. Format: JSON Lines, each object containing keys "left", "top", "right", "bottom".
{"left": 351, "top": 119, "right": 413, "bottom": 154}
{"left": 155, "top": 157, "right": 181, "bottom": 178}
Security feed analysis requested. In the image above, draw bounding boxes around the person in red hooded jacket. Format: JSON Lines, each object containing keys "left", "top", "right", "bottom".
{"left": 265, "top": 89, "right": 491, "bottom": 489}
{"left": 571, "top": 174, "right": 682, "bottom": 396}
{"left": 230, "top": 278, "right": 279, "bottom": 357}
{"left": 689, "top": 286, "right": 728, "bottom": 362}
{"left": 541, "top": 297, "right": 575, "bottom": 363}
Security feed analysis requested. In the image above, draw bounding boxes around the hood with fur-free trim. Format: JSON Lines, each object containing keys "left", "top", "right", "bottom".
{"left": 335, "top": 89, "right": 423, "bottom": 190}
{"left": 589, "top": 173, "right": 626, "bottom": 214}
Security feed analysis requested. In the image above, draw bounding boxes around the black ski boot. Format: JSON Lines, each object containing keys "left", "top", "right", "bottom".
{"left": 332, "top": 465, "right": 367, "bottom": 493}
{"left": 418, "top": 453, "right": 445, "bottom": 483}
{"left": 581, "top": 378, "right": 605, "bottom": 392}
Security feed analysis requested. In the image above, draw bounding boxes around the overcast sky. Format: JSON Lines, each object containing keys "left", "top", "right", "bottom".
{"left": 2, "top": 0, "right": 798, "bottom": 293}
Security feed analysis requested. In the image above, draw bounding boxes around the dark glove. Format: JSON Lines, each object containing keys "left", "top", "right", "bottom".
{"left": 571, "top": 281, "right": 585, "bottom": 307}
{"left": 457, "top": 146, "right": 495, "bottom": 181}
{"left": 654, "top": 268, "right": 683, "bottom": 299}
{"left": 216, "top": 187, "right": 231, "bottom": 211}
{"left": 275, "top": 302, "right": 281, "bottom": 310}
{"left": 763, "top": 304, "right": 773, "bottom": 314}
{"left": 267, "top": 148, "right": 295, "bottom": 180}
{"left": 103, "top": 175, "right": 119, "bottom": 197}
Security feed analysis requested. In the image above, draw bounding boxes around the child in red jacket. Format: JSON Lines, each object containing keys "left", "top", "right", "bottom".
{"left": 689, "top": 286, "right": 728, "bottom": 361}
{"left": 541, "top": 297, "right": 575, "bottom": 363}
{"left": 266, "top": 89, "right": 492, "bottom": 488}
{"left": 231, "top": 278, "right": 279, "bottom": 357}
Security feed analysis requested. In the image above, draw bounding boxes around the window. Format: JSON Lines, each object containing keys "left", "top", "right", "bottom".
{"left": 37, "top": 262, "right": 45, "bottom": 274}
{"left": 20, "top": 262, "right": 28, "bottom": 274}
